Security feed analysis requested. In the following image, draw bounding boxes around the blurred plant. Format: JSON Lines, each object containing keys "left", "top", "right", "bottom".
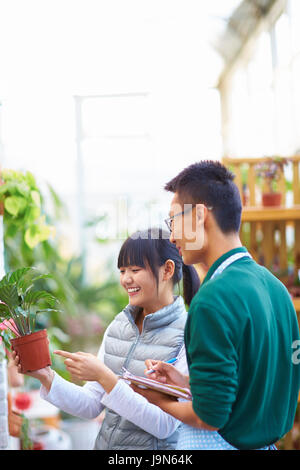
{"left": 240, "top": 164, "right": 249, "bottom": 186}
{"left": 20, "top": 414, "right": 33, "bottom": 450}
{"left": 0, "top": 169, "right": 56, "bottom": 249}
{"left": 254, "top": 156, "right": 290, "bottom": 193}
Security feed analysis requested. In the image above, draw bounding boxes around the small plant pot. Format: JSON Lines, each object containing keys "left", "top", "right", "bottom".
{"left": 262, "top": 192, "right": 282, "bottom": 207}
{"left": 10, "top": 329, "right": 51, "bottom": 373}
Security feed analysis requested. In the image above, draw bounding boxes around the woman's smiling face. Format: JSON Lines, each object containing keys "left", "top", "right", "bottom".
{"left": 119, "top": 265, "right": 159, "bottom": 309}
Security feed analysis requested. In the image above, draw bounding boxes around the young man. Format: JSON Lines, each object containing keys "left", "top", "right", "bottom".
{"left": 133, "top": 160, "right": 300, "bottom": 450}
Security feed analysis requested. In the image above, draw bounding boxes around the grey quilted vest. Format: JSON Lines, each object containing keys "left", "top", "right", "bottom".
{"left": 94, "top": 295, "right": 187, "bottom": 450}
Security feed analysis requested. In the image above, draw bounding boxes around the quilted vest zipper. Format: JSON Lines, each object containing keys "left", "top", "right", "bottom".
{"left": 106, "top": 321, "right": 141, "bottom": 449}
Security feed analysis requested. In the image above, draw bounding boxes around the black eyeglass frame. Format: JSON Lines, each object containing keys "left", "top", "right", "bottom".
{"left": 164, "top": 203, "right": 213, "bottom": 233}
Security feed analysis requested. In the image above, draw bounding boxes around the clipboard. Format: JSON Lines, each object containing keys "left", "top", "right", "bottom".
{"left": 120, "top": 367, "right": 192, "bottom": 400}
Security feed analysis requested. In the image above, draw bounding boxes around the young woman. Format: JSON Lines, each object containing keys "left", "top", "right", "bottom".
{"left": 13, "top": 228, "right": 200, "bottom": 450}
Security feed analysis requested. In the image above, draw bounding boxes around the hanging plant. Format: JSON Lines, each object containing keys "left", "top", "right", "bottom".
{"left": 0, "top": 169, "right": 55, "bottom": 249}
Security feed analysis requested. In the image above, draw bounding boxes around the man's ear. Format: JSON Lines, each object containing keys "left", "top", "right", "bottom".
{"left": 195, "top": 204, "right": 206, "bottom": 225}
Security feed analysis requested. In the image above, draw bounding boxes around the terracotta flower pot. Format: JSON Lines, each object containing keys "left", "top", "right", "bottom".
{"left": 10, "top": 329, "right": 51, "bottom": 373}
{"left": 262, "top": 192, "right": 282, "bottom": 207}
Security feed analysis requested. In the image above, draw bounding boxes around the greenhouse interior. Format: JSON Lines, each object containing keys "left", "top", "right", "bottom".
{"left": 0, "top": 0, "right": 300, "bottom": 452}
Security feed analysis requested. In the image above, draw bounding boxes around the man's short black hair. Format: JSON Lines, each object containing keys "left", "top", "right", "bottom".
{"left": 165, "top": 160, "right": 242, "bottom": 233}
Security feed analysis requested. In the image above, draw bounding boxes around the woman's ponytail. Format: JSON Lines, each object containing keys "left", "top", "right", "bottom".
{"left": 182, "top": 264, "right": 200, "bottom": 306}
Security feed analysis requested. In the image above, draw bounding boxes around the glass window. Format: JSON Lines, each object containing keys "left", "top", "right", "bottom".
{"left": 289, "top": 0, "right": 300, "bottom": 54}
{"left": 275, "top": 13, "right": 292, "bottom": 67}
{"left": 226, "top": 3, "right": 300, "bottom": 157}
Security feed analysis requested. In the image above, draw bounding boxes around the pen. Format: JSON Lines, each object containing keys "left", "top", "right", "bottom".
{"left": 145, "top": 357, "right": 178, "bottom": 375}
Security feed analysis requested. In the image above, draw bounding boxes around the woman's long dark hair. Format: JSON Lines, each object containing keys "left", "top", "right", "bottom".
{"left": 117, "top": 228, "right": 200, "bottom": 306}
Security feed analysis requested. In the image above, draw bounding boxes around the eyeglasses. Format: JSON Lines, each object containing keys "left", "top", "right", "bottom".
{"left": 164, "top": 204, "right": 213, "bottom": 233}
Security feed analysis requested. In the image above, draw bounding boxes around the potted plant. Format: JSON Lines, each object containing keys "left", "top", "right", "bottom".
{"left": 0, "top": 267, "right": 60, "bottom": 373}
{"left": 254, "top": 156, "right": 290, "bottom": 207}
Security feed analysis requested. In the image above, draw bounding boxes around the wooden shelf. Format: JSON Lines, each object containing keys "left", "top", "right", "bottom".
{"left": 241, "top": 205, "right": 300, "bottom": 222}
{"left": 294, "top": 298, "right": 300, "bottom": 312}
{"left": 223, "top": 155, "right": 300, "bottom": 165}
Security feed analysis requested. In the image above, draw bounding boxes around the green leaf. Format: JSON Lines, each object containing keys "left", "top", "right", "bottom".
{"left": 4, "top": 196, "right": 27, "bottom": 217}
{"left": 0, "top": 182, "right": 10, "bottom": 196}
{"left": 24, "top": 225, "right": 39, "bottom": 249}
{"left": 23, "top": 290, "right": 57, "bottom": 309}
{"left": 8, "top": 267, "right": 34, "bottom": 284}
{"left": 0, "top": 180, "right": 29, "bottom": 198}
{"left": 30, "top": 190, "right": 41, "bottom": 207}
{"left": 21, "top": 273, "right": 53, "bottom": 297}
{"left": 36, "top": 308, "right": 62, "bottom": 314}
{"left": 5, "top": 223, "right": 19, "bottom": 238}
{"left": 0, "top": 302, "right": 11, "bottom": 319}
{"left": 25, "top": 206, "right": 41, "bottom": 224}
{"left": 14, "top": 268, "right": 51, "bottom": 292}
{"left": 24, "top": 224, "right": 52, "bottom": 249}
{"left": 13, "top": 182, "right": 30, "bottom": 198}
{"left": 25, "top": 171, "right": 37, "bottom": 187}
{"left": 0, "top": 284, "right": 19, "bottom": 308}
{"left": 0, "top": 267, "right": 34, "bottom": 288}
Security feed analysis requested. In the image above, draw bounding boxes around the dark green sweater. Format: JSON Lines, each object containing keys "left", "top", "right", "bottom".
{"left": 185, "top": 247, "right": 300, "bottom": 449}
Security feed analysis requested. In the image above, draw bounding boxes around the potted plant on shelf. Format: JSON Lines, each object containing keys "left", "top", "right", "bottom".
{"left": 254, "top": 156, "right": 290, "bottom": 207}
{"left": 0, "top": 267, "right": 60, "bottom": 373}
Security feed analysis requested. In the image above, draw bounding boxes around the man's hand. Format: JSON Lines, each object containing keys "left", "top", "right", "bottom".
{"left": 144, "top": 359, "right": 189, "bottom": 389}
{"left": 54, "top": 350, "right": 118, "bottom": 393}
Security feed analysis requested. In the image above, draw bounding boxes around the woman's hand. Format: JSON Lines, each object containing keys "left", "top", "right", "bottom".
{"left": 54, "top": 350, "right": 118, "bottom": 393}
{"left": 11, "top": 350, "right": 54, "bottom": 392}
{"left": 144, "top": 359, "right": 190, "bottom": 389}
